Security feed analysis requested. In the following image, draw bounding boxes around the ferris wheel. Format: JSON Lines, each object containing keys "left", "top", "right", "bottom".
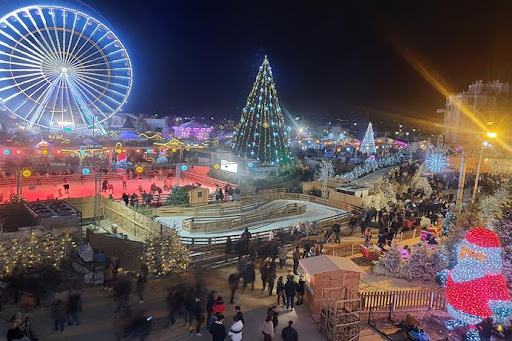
{"left": 0, "top": 5, "right": 132, "bottom": 133}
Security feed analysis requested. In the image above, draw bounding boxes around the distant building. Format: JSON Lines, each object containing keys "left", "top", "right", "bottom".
{"left": 441, "top": 80, "right": 511, "bottom": 145}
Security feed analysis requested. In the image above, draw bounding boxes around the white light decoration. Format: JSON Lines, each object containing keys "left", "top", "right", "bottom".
{"left": 0, "top": 5, "right": 132, "bottom": 133}
{"left": 426, "top": 152, "right": 448, "bottom": 173}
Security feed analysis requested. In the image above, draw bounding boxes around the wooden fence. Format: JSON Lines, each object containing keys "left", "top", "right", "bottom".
{"left": 360, "top": 289, "right": 446, "bottom": 312}
{"left": 327, "top": 227, "right": 421, "bottom": 258}
{"left": 182, "top": 203, "right": 306, "bottom": 232}
{"left": 87, "top": 230, "right": 144, "bottom": 272}
{"left": 101, "top": 197, "right": 163, "bottom": 241}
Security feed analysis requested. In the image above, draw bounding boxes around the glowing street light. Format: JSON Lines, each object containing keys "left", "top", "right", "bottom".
{"left": 486, "top": 131, "right": 498, "bottom": 139}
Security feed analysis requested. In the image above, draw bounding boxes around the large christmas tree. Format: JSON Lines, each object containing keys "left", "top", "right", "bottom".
{"left": 232, "top": 56, "right": 292, "bottom": 166}
{"left": 360, "top": 122, "right": 376, "bottom": 155}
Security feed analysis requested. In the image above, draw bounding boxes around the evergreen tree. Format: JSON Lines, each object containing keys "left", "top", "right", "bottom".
{"left": 360, "top": 122, "right": 376, "bottom": 155}
{"left": 440, "top": 202, "right": 482, "bottom": 269}
{"left": 231, "top": 56, "right": 292, "bottom": 166}
{"left": 142, "top": 230, "right": 190, "bottom": 277}
{"left": 167, "top": 186, "right": 189, "bottom": 206}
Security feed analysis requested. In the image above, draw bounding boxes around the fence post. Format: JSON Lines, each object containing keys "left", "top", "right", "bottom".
{"left": 429, "top": 291, "right": 435, "bottom": 309}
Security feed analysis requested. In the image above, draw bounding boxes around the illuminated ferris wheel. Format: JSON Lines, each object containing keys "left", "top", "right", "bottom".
{"left": 0, "top": 5, "right": 132, "bottom": 133}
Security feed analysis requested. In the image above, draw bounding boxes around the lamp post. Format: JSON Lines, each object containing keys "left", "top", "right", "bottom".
{"left": 472, "top": 141, "right": 492, "bottom": 203}
{"left": 455, "top": 148, "right": 467, "bottom": 216}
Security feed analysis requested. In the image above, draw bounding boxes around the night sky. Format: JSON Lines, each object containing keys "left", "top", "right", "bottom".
{"left": 17, "top": 0, "right": 512, "bottom": 122}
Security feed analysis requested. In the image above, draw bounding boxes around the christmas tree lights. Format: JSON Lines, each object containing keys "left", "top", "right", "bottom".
{"left": 445, "top": 227, "right": 512, "bottom": 338}
{"left": 142, "top": 229, "right": 190, "bottom": 277}
{"left": 360, "top": 122, "right": 376, "bottom": 155}
{"left": 231, "top": 56, "right": 292, "bottom": 166}
{"left": 0, "top": 231, "right": 75, "bottom": 278}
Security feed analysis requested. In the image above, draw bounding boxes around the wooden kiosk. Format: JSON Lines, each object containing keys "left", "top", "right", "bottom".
{"left": 299, "top": 255, "right": 364, "bottom": 341}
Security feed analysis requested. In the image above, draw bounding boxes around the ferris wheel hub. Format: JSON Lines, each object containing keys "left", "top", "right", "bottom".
{"left": 60, "top": 67, "right": 68, "bottom": 74}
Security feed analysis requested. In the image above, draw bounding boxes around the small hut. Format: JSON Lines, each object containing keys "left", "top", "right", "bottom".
{"left": 299, "top": 255, "right": 364, "bottom": 314}
{"left": 188, "top": 187, "right": 209, "bottom": 205}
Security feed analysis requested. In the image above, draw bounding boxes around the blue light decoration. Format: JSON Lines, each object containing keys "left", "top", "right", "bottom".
{"left": 82, "top": 168, "right": 90, "bottom": 175}
{"left": 248, "top": 162, "right": 254, "bottom": 168}
{"left": 426, "top": 152, "right": 448, "bottom": 173}
{"left": 180, "top": 165, "right": 188, "bottom": 172}
{"left": 3, "top": 149, "right": 10, "bottom": 155}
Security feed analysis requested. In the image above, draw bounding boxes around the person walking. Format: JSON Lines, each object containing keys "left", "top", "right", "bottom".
{"left": 211, "top": 297, "right": 226, "bottom": 327}
{"left": 234, "top": 306, "right": 245, "bottom": 325}
{"left": 122, "top": 174, "right": 128, "bottom": 190}
{"left": 228, "top": 315, "right": 243, "bottom": 341}
{"left": 136, "top": 275, "right": 145, "bottom": 304}
{"left": 206, "top": 291, "right": 216, "bottom": 329}
{"left": 284, "top": 277, "right": 297, "bottom": 311}
{"left": 52, "top": 299, "right": 66, "bottom": 332}
{"left": 281, "top": 320, "right": 299, "bottom": 341}
{"left": 66, "top": 290, "right": 81, "bottom": 326}
{"left": 332, "top": 222, "right": 341, "bottom": 243}
{"left": 296, "top": 275, "right": 305, "bottom": 305}
{"left": 278, "top": 246, "right": 287, "bottom": 269}
{"left": 267, "top": 262, "right": 277, "bottom": 296}
{"left": 260, "top": 262, "right": 269, "bottom": 293}
{"left": 276, "top": 276, "right": 286, "bottom": 307}
{"left": 228, "top": 273, "right": 239, "bottom": 304}
{"left": 292, "top": 246, "right": 300, "bottom": 275}
{"left": 262, "top": 315, "right": 274, "bottom": 341}
{"left": 209, "top": 314, "right": 227, "bottom": 341}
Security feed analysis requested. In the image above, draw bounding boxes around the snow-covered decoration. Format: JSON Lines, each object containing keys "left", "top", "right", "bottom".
{"left": 445, "top": 228, "right": 512, "bottom": 332}
{"left": 409, "top": 166, "right": 433, "bottom": 197}
{"left": 339, "top": 147, "right": 411, "bottom": 181}
{"left": 360, "top": 122, "right": 376, "bottom": 155}
{"left": 479, "top": 189, "right": 510, "bottom": 227}
{"left": 360, "top": 178, "right": 397, "bottom": 211}
{"left": 374, "top": 245, "right": 441, "bottom": 280}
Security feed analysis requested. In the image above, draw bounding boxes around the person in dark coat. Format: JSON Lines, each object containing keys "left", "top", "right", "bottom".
{"left": 228, "top": 273, "right": 239, "bottom": 304}
{"left": 281, "top": 320, "right": 299, "bottom": 341}
{"left": 296, "top": 274, "right": 305, "bottom": 305}
{"left": 267, "top": 262, "right": 277, "bottom": 296}
{"left": 209, "top": 314, "right": 226, "bottom": 341}
{"left": 284, "top": 278, "right": 297, "bottom": 311}
{"left": 67, "top": 290, "right": 81, "bottom": 326}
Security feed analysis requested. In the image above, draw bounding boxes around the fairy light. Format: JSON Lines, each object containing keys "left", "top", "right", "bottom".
{"left": 231, "top": 56, "right": 292, "bottom": 166}
{"left": 142, "top": 230, "right": 190, "bottom": 277}
{"left": 0, "top": 232, "right": 75, "bottom": 278}
{"left": 445, "top": 227, "right": 512, "bottom": 336}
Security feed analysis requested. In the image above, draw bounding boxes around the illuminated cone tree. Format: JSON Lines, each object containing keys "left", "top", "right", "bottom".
{"left": 232, "top": 56, "right": 292, "bottom": 166}
{"left": 360, "top": 122, "right": 376, "bottom": 155}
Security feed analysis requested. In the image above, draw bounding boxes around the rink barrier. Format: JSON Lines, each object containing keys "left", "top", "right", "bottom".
{"left": 181, "top": 203, "right": 306, "bottom": 232}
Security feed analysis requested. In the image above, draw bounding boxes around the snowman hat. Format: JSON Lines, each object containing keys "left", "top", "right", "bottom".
{"left": 465, "top": 227, "right": 501, "bottom": 248}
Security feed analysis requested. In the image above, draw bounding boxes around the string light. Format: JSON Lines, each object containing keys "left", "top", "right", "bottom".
{"left": 445, "top": 227, "right": 512, "bottom": 336}
{"left": 360, "top": 122, "right": 376, "bottom": 154}
{"left": 142, "top": 230, "right": 189, "bottom": 277}
{"left": 231, "top": 56, "right": 292, "bottom": 166}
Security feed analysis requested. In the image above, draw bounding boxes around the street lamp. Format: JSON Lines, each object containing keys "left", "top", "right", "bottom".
{"left": 472, "top": 139, "right": 494, "bottom": 203}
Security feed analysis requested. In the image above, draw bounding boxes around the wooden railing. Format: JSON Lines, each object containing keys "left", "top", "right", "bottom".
{"left": 100, "top": 197, "right": 163, "bottom": 241}
{"left": 327, "top": 227, "right": 421, "bottom": 258}
{"left": 0, "top": 172, "right": 122, "bottom": 187}
{"left": 179, "top": 211, "right": 349, "bottom": 246}
{"left": 360, "top": 289, "right": 446, "bottom": 312}
{"left": 183, "top": 203, "right": 307, "bottom": 232}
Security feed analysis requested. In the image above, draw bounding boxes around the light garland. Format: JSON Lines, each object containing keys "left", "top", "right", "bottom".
{"left": 142, "top": 229, "right": 190, "bottom": 277}
{"left": 0, "top": 231, "right": 75, "bottom": 277}
{"left": 231, "top": 56, "right": 292, "bottom": 166}
{"left": 445, "top": 227, "right": 512, "bottom": 338}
